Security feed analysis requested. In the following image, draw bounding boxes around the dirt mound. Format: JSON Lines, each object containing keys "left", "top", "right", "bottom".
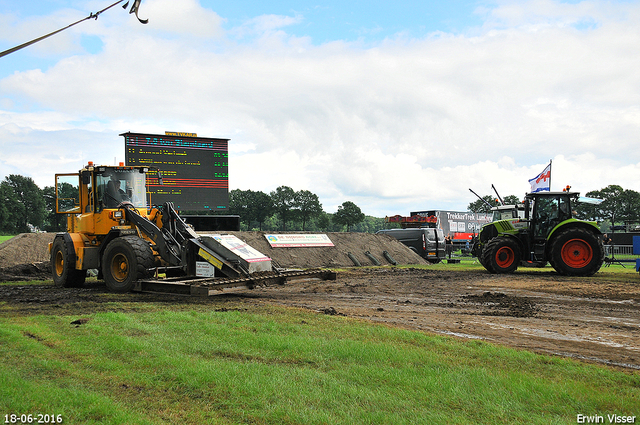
{"left": 221, "top": 231, "right": 428, "bottom": 269}
{"left": 0, "top": 232, "right": 426, "bottom": 280}
{"left": 0, "top": 233, "right": 56, "bottom": 268}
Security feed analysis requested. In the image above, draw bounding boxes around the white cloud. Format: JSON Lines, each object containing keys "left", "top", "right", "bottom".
{"left": 2, "top": 1, "right": 640, "bottom": 216}
{"left": 142, "top": 0, "right": 224, "bottom": 38}
{"left": 230, "top": 13, "right": 304, "bottom": 39}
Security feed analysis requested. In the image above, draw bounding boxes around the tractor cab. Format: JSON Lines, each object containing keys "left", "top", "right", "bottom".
{"left": 491, "top": 204, "right": 526, "bottom": 222}
{"left": 527, "top": 192, "right": 574, "bottom": 239}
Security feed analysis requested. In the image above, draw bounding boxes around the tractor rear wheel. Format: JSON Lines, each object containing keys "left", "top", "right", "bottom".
{"left": 51, "top": 236, "right": 86, "bottom": 288}
{"left": 102, "top": 236, "right": 154, "bottom": 292}
{"left": 481, "top": 237, "right": 521, "bottom": 274}
{"left": 549, "top": 228, "right": 603, "bottom": 276}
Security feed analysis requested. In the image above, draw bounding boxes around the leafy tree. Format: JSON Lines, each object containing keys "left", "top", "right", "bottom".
{"left": 229, "top": 189, "right": 275, "bottom": 230}
{"left": 618, "top": 189, "right": 640, "bottom": 223}
{"left": 0, "top": 175, "right": 45, "bottom": 233}
{"left": 350, "top": 216, "right": 389, "bottom": 233}
{"left": 467, "top": 195, "right": 498, "bottom": 213}
{"left": 229, "top": 189, "right": 252, "bottom": 228}
{"left": 579, "top": 185, "right": 640, "bottom": 225}
{"left": 503, "top": 195, "right": 521, "bottom": 206}
{"left": 270, "top": 186, "right": 297, "bottom": 230}
{"left": 247, "top": 190, "right": 273, "bottom": 230}
{"left": 589, "top": 185, "right": 624, "bottom": 224}
{"left": 43, "top": 186, "right": 62, "bottom": 232}
{"left": 294, "top": 190, "right": 322, "bottom": 231}
{"left": 0, "top": 183, "right": 20, "bottom": 234}
{"left": 315, "top": 212, "right": 333, "bottom": 232}
{"left": 333, "top": 201, "right": 365, "bottom": 231}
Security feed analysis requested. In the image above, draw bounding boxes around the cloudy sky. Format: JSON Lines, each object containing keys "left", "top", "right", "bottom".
{"left": 1, "top": 0, "right": 640, "bottom": 217}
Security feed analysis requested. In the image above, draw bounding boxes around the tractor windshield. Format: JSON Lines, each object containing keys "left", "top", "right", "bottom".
{"left": 96, "top": 168, "right": 147, "bottom": 209}
{"left": 532, "top": 195, "right": 573, "bottom": 237}
{"left": 491, "top": 205, "right": 526, "bottom": 221}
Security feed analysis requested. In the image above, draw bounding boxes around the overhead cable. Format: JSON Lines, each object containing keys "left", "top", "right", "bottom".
{"left": 0, "top": 0, "right": 147, "bottom": 59}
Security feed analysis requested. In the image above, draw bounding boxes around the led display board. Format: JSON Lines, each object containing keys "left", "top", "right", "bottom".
{"left": 122, "top": 131, "right": 229, "bottom": 211}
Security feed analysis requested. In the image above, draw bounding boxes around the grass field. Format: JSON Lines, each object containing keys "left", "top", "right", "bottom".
{"left": 0, "top": 297, "right": 638, "bottom": 424}
{"left": 0, "top": 235, "right": 14, "bottom": 243}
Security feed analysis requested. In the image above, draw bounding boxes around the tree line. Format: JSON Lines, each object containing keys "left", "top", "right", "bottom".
{"left": 0, "top": 174, "right": 375, "bottom": 234}
{"left": 5, "top": 172, "right": 639, "bottom": 235}
{"left": 229, "top": 187, "right": 375, "bottom": 232}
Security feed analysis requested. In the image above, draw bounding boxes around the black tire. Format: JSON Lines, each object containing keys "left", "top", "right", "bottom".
{"left": 481, "top": 236, "right": 520, "bottom": 274}
{"left": 102, "top": 236, "right": 154, "bottom": 292}
{"left": 51, "top": 236, "right": 86, "bottom": 288}
{"left": 549, "top": 227, "right": 604, "bottom": 276}
{"left": 476, "top": 246, "right": 489, "bottom": 269}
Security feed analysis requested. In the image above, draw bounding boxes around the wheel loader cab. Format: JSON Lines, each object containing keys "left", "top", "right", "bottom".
{"left": 95, "top": 168, "right": 148, "bottom": 211}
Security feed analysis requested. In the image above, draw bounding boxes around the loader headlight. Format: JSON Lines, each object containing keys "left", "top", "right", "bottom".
{"left": 111, "top": 211, "right": 123, "bottom": 219}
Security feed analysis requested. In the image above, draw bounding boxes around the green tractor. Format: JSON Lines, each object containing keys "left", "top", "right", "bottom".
{"left": 472, "top": 191, "right": 604, "bottom": 276}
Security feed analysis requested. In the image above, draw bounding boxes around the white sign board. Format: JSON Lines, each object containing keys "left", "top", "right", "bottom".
{"left": 196, "top": 261, "right": 215, "bottom": 277}
{"left": 265, "top": 234, "right": 335, "bottom": 248}
{"left": 210, "top": 234, "right": 271, "bottom": 263}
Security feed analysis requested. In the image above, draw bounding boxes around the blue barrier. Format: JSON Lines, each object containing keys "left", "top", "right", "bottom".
{"left": 634, "top": 236, "right": 640, "bottom": 272}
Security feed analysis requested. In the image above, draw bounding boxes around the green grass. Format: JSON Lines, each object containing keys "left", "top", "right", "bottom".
{"left": 0, "top": 235, "right": 14, "bottom": 243}
{"left": 0, "top": 304, "right": 638, "bottom": 424}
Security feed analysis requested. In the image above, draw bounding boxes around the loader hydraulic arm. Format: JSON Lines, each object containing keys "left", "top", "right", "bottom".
{"left": 122, "top": 203, "right": 184, "bottom": 266}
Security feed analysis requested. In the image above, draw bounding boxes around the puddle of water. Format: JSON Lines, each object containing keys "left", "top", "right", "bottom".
{"left": 435, "top": 330, "right": 485, "bottom": 340}
{"left": 478, "top": 321, "right": 640, "bottom": 350}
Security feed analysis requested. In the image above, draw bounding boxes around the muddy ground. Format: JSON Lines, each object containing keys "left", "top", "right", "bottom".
{"left": 1, "top": 266, "right": 638, "bottom": 371}
{"left": 1, "top": 233, "right": 639, "bottom": 371}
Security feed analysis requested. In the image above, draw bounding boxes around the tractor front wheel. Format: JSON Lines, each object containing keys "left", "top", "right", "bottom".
{"left": 481, "top": 237, "right": 521, "bottom": 274}
{"left": 549, "top": 228, "right": 604, "bottom": 276}
{"left": 102, "top": 236, "right": 154, "bottom": 292}
{"left": 51, "top": 236, "right": 86, "bottom": 288}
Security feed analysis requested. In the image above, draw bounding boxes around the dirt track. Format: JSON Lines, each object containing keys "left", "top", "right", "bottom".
{"left": 1, "top": 267, "right": 638, "bottom": 371}
{"left": 253, "top": 267, "right": 640, "bottom": 370}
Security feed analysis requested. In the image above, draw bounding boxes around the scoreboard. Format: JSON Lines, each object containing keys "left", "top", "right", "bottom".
{"left": 122, "top": 131, "right": 229, "bottom": 211}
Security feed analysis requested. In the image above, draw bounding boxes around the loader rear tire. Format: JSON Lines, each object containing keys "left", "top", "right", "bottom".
{"left": 51, "top": 236, "right": 86, "bottom": 288}
{"left": 549, "top": 228, "right": 603, "bottom": 276}
{"left": 481, "top": 236, "right": 520, "bottom": 274}
{"left": 102, "top": 236, "right": 154, "bottom": 293}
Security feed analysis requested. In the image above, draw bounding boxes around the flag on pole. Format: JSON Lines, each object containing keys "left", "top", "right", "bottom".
{"left": 529, "top": 162, "right": 551, "bottom": 192}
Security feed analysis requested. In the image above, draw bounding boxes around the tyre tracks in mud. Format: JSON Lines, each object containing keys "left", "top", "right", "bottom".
{"left": 1, "top": 267, "right": 639, "bottom": 370}
{"left": 251, "top": 268, "right": 640, "bottom": 370}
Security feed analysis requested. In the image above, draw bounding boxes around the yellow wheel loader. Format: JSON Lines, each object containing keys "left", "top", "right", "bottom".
{"left": 50, "top": 162, "right": 335, "bottom": 294}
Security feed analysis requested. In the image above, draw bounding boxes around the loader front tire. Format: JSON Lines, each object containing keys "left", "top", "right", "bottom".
{"left": 102, "top": 236, "right": 154, "bottom": 293}
{"left": 51, "top": 236, "right": 86, "bottom": 288}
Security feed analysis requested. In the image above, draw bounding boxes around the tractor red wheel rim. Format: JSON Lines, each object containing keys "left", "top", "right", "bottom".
{"left": 561, "top": 238, "right": 593, "bottom": 268}
{"left": 495, "top": 246, "right": 515, "bottom": 268}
